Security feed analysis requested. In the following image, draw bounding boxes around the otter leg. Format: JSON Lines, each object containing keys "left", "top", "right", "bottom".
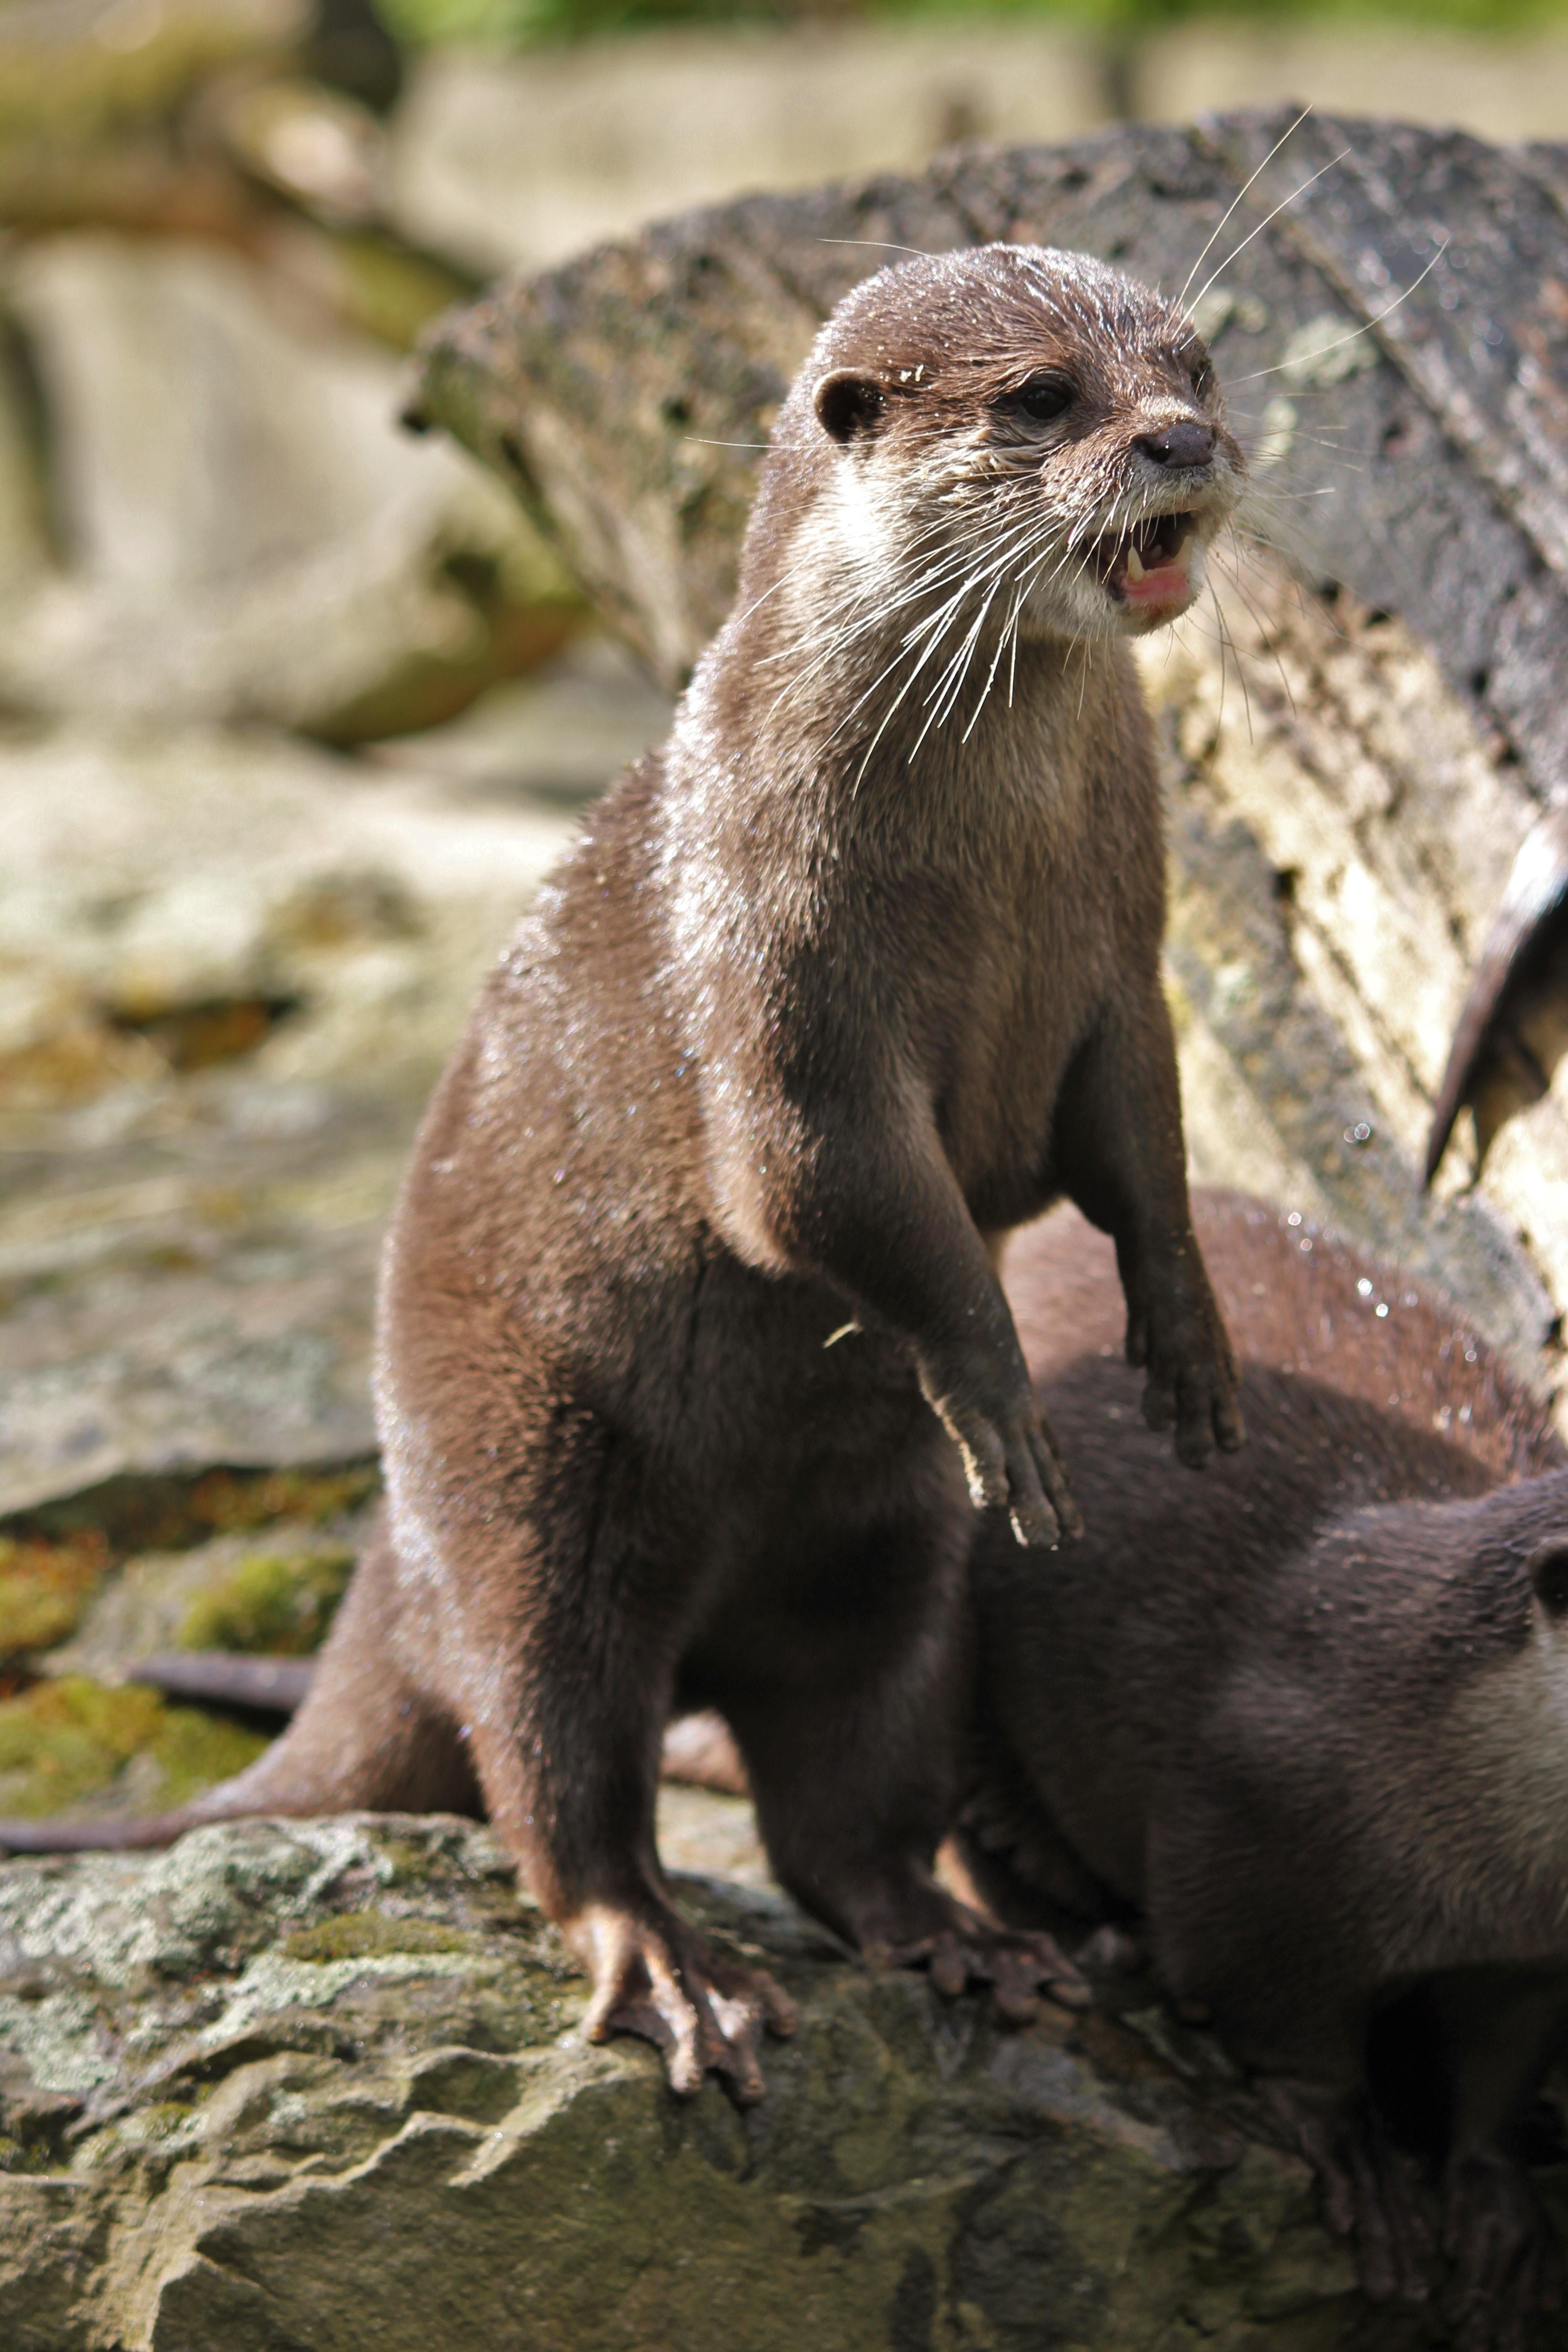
{"left": 717, "top": 1503, "right": 1085, "bottom": 2021}
{"left": 1052, "top": 986, "right": 1242, "bottom": 1466}
{"left": 1148, "top": 1788, "right": 1430, "bottom": 2301}
{"left": 446, "top": 1437, "right": 796, "bottom": 2104}
{"left": 1431, "top": 1969, "right": 1568, "bottom": 2352}
{"left": 1259, "top": 2069, "right": 1436, "bottom": 2306}
{"left": 714, "top": 1089, "right": 1080, "bottom": 1548}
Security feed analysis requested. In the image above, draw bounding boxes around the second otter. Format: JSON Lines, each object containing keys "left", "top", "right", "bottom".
{"left": 963, "top": 1191, "right": 1568, "bottom": 2346}
{"left": 0, "top": 247, "right": 1243, "bottom": 2097}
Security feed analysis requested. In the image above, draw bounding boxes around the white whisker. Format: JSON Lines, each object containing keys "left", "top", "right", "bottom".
{"left": 1187, "top": 150, "right": 1352, "bottom": 318}
{"left": 1178, "top": 106, "right": 1314, "bottom": 308}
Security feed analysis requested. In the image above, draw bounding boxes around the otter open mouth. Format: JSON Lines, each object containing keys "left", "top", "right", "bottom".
{"left": 1092, "top": 510, "right": 1198, "bottom": 607}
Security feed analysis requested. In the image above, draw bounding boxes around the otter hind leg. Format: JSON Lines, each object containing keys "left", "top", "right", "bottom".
{"left": 438, "top": 1429, "right": 797, "bottom": 2105}
{"left": 1258, "top": 2070, "right": 1436, "bottom": 2308}
{"left": 1147, "top": 1782, "right": 1434, "bottom": 2304}
{"left": 719, "top": 1499, "right": 1087, "bottom": 2025}
{"left": 0, "top": 1529, "right": 479, "bottom": 1856}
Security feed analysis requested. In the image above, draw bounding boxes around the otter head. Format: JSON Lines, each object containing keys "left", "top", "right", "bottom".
{"left": 798, "top": 243, "right": 1245, "bottom": 645}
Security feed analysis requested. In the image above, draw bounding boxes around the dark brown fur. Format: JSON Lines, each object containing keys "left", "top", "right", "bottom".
{"left": 0, "top": 246, "right": 1242, "bottom": 2098}
{"left": 960, "top": 1188, "right": 1568, "bottom": 2348}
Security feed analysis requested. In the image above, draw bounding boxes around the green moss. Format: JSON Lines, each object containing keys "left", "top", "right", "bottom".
{"left": 0, "top": 1676, "right": 268, "bottom": 1818}
{"left": 149, "top": 1700, "right": 273, "bottom": 1808}
{"left": 384, "top": 0, "right": 1568, "bottom": 46}
{"left": 188, "top": 1465, "right": 380, "bottom": 1541}
{"left": 1, "top": 1461, "right": 378, "bottom": 1661}
{"left": 279, "top": 1912, "right": 475, "bottom": 1964}
{"left": 177, "top": 1546, "right": 355, "bottom": 1657}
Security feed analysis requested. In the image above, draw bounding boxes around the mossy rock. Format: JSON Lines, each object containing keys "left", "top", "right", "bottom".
{"left": 0, "top": 1815, "right": 1416, "bottom": 2352}
{"left": 176, "top": 1544, "right": 356, "bottom": 1657}
{"left": 279, "top": 1909, "right": 476, "bottom": 1963}
{"left": 0, "top": 1676, "right": 266, "bottom": 1818}
{"left": 1, "top": 1463, "right": 380, "bottom": 1670}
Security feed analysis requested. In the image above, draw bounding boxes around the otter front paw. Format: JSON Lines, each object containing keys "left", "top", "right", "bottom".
{"left": 576, "top": 1902, "right": 797, "bottom": 2103}
{"left": 921, "top": 1356, "right": 1082, "bottom": 1548}
{"left": 1126, "top": 1273, "right": 1243, "bottom": 1468}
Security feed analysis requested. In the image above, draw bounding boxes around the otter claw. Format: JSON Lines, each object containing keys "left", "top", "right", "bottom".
{"left": 579, "top": 1908, "right": 796, "bottom": 2102}
{"left": 873, "top": 1907, "right": 1088, "bottom": 2018}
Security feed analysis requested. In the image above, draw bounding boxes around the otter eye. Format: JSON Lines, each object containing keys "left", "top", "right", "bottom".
{"left": 997, "top": 372, "right": 1075, "bottom": 425}
{"left": 1529, "top": 1543, "right": 1568, "bottom": 1617}
{"left": 1190, "top": 358, "right": 1215, "bottom": 397}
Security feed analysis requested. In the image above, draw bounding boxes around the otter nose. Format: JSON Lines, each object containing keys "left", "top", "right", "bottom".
{"left": 1136, "top": 420, "right": 1215, "bottom": 470}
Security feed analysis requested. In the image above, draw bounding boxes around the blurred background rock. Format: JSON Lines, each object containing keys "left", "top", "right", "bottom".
{"left": 5, "top": 0, "right": 1568, "bottom": 1827}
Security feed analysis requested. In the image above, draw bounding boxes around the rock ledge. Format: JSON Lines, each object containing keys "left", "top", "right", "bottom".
{"left": 0, "top": 1814, "right": 1394, "bottom": 2352}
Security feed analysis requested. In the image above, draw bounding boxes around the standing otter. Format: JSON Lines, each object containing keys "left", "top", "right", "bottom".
{"left": 0, "top": 246, "right": 1243, "bottom": 2099}
{"left": 959, "top": 1189, "right": 1568, "bottom": 2348}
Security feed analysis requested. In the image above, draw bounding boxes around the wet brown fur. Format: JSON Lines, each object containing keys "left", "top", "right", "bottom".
{"left": 0, "top": 246, "right": 1243, "bottom": 2098}
{"left": 961, "top": 1188, "right": 1568, "bottom": 2347}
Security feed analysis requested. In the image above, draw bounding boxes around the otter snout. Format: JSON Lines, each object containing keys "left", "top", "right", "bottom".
{"left": 1136, "top": 419, "right": 1216, "bottom": 470}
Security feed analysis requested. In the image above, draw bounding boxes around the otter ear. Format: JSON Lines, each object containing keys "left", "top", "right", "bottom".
{"left": 1529, "top": 1542, "right": 1568, "bottom": 1617}
{"left": 813, "top": 370, "right": 893, "bottom": 445}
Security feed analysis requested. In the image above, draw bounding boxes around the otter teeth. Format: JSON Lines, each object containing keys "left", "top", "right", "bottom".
{"left": 1125, "top": 544, "right": 1146, "bottom": 583}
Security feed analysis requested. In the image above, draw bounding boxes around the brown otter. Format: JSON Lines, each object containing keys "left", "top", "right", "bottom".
{"left": 0, "top": 245, "right": 1243, "bottom": 2100}
{"left": 959, "top": 1187, "right": 1568, "bottom": 2348}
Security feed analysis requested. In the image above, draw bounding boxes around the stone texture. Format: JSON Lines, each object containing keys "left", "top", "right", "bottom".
{"left": 1145, "top": 577, "right": 1557, "bottom": 1374}
{"left": 0, "top": 1814, "right": 1405, "bottom": 2352}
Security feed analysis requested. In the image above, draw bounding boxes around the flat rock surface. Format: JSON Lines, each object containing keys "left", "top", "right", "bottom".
{"left": 2, "top": 1813, "right": 1399, "bottom": 2352}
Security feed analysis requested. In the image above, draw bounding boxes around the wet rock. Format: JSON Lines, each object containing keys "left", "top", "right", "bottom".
{"left": 0, "top": 1814, "right": 1396, "bottom": 2352}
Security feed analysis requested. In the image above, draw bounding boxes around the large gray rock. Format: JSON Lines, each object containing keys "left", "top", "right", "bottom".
{"left": 0, "top": 1813, "right": 1396, "bottom": 2352}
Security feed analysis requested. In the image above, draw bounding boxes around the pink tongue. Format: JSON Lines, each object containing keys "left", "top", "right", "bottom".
{"left": 1123, "top": 560, "right": 1189, "bottom": 606}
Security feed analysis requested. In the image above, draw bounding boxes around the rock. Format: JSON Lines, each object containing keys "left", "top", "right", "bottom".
{"left": 0, "top": 1813, "right": 1399, "bottom": 2352}
{"left": 0, "top": 717, "right": 583, "bottom": 1514}
{"left": 412, "top": 113, "right": 1568, "bottom": 1426}
{"left": 1146, "top": 576, "right": 1556, "bottom": 1374}
{"left": 0, "top": 0, "right": 307, "bottom": 148}
{"left": 386, "top": 25, "right": 1114, "bottom": 281}
{"left": 0, "top": 319, "right": 54, "bottom": 605}
{"left": 0, "top": 1676, "right": 270, "bottom": 1825}
{"left": 48, "top": 1528, "right": 364, "bottom": 1683}
{"left": 0, "top": 231, "right": 579, "bottom": 739}
{"left": 362, "top": 628, "right": 675, "bottom": 802}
